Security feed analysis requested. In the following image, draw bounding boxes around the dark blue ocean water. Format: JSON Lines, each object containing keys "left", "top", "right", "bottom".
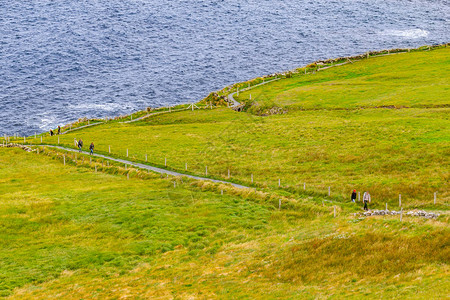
{"left": 1, "top": 0, "right": 449, "bottom": 135}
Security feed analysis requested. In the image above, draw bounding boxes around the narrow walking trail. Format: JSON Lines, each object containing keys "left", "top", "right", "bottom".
{"left": 42, "top": 145, "right": 249, "bottom": 189}
{"left": 227, "top": 77, "right": 280, "bottom": 108}
{"left": 61, "top": 122, "right": 105, "bottom": 135}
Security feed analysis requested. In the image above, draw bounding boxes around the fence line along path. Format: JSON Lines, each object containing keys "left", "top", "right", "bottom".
{"left": 41, "top": 145, "right": 248, "bottom": 189}
{"left": 227, "top": 77, "right": 281, "bottom": 110}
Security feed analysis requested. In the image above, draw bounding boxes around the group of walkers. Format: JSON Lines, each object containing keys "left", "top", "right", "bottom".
{"left": 351, "top": 189, "right": 371, "bottom": 211}
{"left": 48, "top": 125, "right": 95, "bottom": 155}
{"left": 74, "top": 138, "right": 94, "bottom": 155}
{"left": 49, "top": 126, "right": 62, "bottom": 136}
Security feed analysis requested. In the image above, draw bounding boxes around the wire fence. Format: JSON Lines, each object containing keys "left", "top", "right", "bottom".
{"left": 2, "top": 142, "right": 445, "bottom": 211}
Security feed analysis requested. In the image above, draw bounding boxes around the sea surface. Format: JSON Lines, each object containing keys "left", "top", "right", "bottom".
{"left": 1, "top": 0, "right": 449, "bottom": 135}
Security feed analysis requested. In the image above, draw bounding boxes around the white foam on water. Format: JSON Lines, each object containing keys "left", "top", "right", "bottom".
{"left": 67, "top": 103, "right": 133, "bottom": 112}
{"left": 38, "top": 115, "right": 58, "bottom": 129}
{"left": 380, "top": 29, "right": 429, "bottom": 39}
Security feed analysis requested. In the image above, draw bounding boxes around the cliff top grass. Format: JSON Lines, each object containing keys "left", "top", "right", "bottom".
{"left": 235, "top": 47, "right": 450, "bottom": 112}
{"left": 234, "top": 45, "right": 449, "bottom": 113}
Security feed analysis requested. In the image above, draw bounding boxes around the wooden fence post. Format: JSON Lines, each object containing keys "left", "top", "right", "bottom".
{"left": 126, "top": 149, "right": 128, "bottom": 157}
{"left": 399, "top": 194, "right": 401, "bottom": 207}
{"left": 358, "top": 192, "right": 360, "bottom": 202}
{"left": 109, "top": 145, "right": 111, "bottom": 153}
{"left": 279, "top": 199, "right": 281, "bottom": 210}
{"left": 205, "top": 166, "right": 208, "bottom": 176}
{"left": 145, "top": 154, "right": 147, "bottom": 162}
{"left": 434, "top": 192, "right": 437, "bottom": 205}
{"left": 328, "top": 186, "right": 331, "bottom": 196}
{"left": 303, "top": 183, "right": 306, "bottom": 190}
{"left": 165, "top": 157, "right": 167, "bottom": 167}
{"left": 334, "top": 206, "right": 336, "bottom": 217}
{"left": 278, "top": 179, "right": 281, "bottom": 187}
{"left": 63, "top": 156, "right": 65, "bottom": 165}
{"left": 251, "top": 174, "right": 253, "bottom": 183}
{"left": 185, "top": 163, "right": 187, "bottom": 171}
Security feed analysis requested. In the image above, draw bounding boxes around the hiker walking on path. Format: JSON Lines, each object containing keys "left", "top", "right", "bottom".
{"left": 363, "top": 191, "right": 371, "bottom": 211}
{"left": 351, "top": 189, "right": 357, "bottom": 203}
{"left": 57, "top": 126, "right": 61, "bottom": 135}
{"left": 89, "top": 142, "right": 94, "bottom": 155}
{"left": 78, "top": 139, "right": 83, "bottom": 152}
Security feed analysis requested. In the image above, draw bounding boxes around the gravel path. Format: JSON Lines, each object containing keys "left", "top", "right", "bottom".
{"left": 42, "top": 145, "right": 249, "bottom": 189}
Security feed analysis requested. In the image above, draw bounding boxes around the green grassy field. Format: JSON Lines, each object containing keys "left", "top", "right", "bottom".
{"left": 1, "top": 147, "right": 448, "bottom": 298}
{"left": 235, "top": 47, "right": 449, "bottom": 111}
{"left": 2, "top": 46, "right": 449, "bottom": 298}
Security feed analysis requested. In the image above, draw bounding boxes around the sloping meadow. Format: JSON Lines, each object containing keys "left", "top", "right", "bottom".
{"left": 1, "top": 147, "right": 448, "bottom": 298}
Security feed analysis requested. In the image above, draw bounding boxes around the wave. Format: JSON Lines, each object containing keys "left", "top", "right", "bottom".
{"left": 67, "top": 103, "right": 135, "bottom": 112}
{"left": 380, "top": 29, "right": 429, "bottom": 39}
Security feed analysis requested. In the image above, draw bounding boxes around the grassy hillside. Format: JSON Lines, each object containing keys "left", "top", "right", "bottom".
{"left": 1, "top": 148, "right": 448, "bottom": 298}
{"left": 2, "top": 46, "right": 449, "bottom": 298}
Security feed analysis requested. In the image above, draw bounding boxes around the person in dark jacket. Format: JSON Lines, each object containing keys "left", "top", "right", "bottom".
{"left": 351, "top": 189, "right": 357, "bottom": 202}
{"left": 89, "top": 142, "right": 94, "bottom": 155}
{"left": 78, "top": 139, "right": 83, "bottom": 152}
{"left": 57, "top": 126, "right": 61, "bottom": 135}
{"left": 50, "top": 129, "right": 54, "bottom": 136}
